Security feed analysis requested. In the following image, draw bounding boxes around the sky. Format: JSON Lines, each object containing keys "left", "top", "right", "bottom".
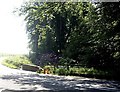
{"left": 0, "top": 0, "right": 29, "bottom": 54}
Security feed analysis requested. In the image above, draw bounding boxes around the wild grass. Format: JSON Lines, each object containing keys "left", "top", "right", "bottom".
{"left": 2, "top": 55, "right": 32, "bottom": 69}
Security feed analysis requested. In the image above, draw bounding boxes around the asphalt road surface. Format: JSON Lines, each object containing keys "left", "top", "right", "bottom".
{"left": 0, "top": 57, "right": 120, "bottom": 92}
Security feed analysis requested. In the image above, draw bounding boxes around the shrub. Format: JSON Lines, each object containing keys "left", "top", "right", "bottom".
{"left": 39, "top": 65, "right": 54, "bottom": 74}
{"left": 55, "top": 68, "right": 69, "bottom": 75}
{"left": 69, "top": 67, "right": 78, "bottom": 75}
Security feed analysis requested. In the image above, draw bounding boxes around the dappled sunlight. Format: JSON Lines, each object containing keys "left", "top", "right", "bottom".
{"left": 0, "top": 71, "right": 120, "bottom": 91}
{"left": 0, "top": 1, "right": 120, "bottom": 92}
{"left": 0, "top": 57, "right": 120, "bottom": 91}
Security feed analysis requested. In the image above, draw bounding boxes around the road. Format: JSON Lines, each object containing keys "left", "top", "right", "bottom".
{"left": 0, "top": 57, "right": 120, "bottom": 92}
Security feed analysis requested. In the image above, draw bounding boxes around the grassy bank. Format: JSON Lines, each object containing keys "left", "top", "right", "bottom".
{"left": 2, "top": 55, "right": 33, "bottom": 69}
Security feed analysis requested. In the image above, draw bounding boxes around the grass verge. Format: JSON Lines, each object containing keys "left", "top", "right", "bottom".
{"left": 2, "top": 55, "right": 33, "bottom": 69}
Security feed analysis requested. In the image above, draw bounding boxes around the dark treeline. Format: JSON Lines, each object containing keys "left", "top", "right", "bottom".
{"left": 18, "top": 1, "right": 120, "bottom": 79}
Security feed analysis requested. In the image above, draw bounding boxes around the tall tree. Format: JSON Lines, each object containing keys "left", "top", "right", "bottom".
{"left": 18, "top": 1, "right": 120, "bottom": 73}
{"left": 18, "top": 2, "right": 90, "bottom": 65}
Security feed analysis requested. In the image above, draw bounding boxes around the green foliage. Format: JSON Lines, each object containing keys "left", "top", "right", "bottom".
{"left": 44, "top": 65, "right": 52, "bottom": 70}
{"left": 39, "top": 65, "right": 54, "bottom": 74}
{"left": 18, "top": 1, "right": 92, "bottom": 64}
{"left": 2, "top": 55, "right": 32, "bottom": 69}
{"left": 55, "top": 68, "right": 69, "bottom": 75}
{"left": 17, "top": 1, "right": 120, "bottom": 80}
{"left": 59, "top": 57, "right": 71, "bottom": 65}
{"left": 45, "top": 66, "right": 110, "bottom": 79}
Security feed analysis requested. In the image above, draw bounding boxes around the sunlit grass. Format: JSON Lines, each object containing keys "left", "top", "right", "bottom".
{"left": 2, "top": 61, "right": 17, "bottom": 69}
{"left": 2, "top": 55, "right": 33, "bottom": 69}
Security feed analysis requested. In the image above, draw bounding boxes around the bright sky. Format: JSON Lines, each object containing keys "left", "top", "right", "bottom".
{"left": 0, "top": 0, "right": 29, "bottom": 54}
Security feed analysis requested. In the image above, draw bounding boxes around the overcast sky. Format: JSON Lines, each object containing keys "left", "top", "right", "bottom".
{"left": 0, "top": 0, "right": 29, "bottom": 54}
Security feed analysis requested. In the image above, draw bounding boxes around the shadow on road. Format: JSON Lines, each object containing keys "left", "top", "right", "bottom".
{"left": 1, "top": 73, "right": 120, "bottom": 92}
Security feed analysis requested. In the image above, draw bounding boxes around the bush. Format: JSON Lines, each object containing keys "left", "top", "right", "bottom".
{"left": 55, "top": 68, "right": 69, "bottom": 75}
{"left": 39, "top": 65, "right": 54, "bottom": 74}
{"left": 52, "top": 67, "right": 110, "bottom": 78}
{"left": 41, "top": 66, "right": 70, "bottom": 75}
{"left": 69, "top": 67, "right": 80, "bottom": 75}
{"left": 38, "top": 65, "right": 112, "bottom": 80}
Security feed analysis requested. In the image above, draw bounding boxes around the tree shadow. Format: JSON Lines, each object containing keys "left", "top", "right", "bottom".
{"left": 1, "top": 73, "right": 120, "bottom": 92}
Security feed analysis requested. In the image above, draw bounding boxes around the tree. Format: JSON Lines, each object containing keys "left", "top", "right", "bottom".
{"left": 18, "top": 1, "right": 92, "bottom": 66}
{"left": 18, "top": 1, "right": 120, "bottom": 75}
